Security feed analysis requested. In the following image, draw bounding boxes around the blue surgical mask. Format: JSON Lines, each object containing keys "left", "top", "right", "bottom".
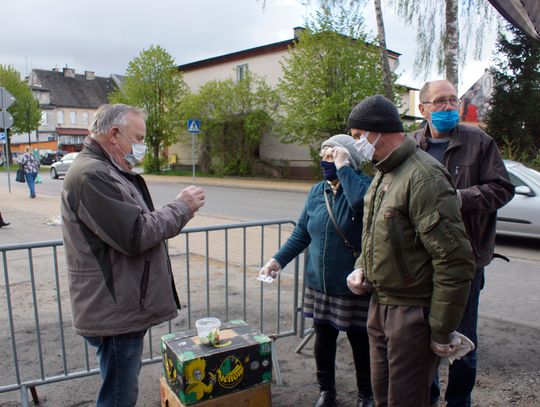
{"left": 431, "top": 110, "right": 459, "bottom": 132}
{"left": 117, "top": 131, "right": 147, "bottom": 167}
{"left": 320, "top": 161, "right": 337, "bottom": 181}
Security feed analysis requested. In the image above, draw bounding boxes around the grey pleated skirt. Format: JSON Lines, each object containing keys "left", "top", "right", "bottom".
{"left": 303, "top": 286, "right": 370, "bottom": 332}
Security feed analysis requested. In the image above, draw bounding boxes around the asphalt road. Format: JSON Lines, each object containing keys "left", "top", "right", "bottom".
{"left": 0, "top": 170, "right": 308, "bottom": 222}
{"left": 2, "top": 169, "right": 539, "bottom": 264}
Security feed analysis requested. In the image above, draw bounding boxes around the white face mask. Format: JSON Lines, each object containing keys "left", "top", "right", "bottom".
{"left": 117, "top": 131, "right": 147, "bottom": 167}
{"left": 354, "top": 131, "right": 381, "bottom": 161}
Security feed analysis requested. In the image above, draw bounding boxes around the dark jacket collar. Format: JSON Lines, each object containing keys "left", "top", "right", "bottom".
{"left": 417, "top": 124, "right": 463, "bottom": 151}
{"left": 375, "top": 135, "right": 418, "bottom": 174}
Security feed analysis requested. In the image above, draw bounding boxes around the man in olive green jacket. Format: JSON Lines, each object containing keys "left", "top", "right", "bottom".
{"left": 346, "top": 95, "right": 475, "bottom": 407}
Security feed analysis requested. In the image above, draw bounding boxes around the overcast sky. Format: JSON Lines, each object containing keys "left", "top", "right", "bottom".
{"left": 2, "top": 0, "right": 499, "bottom": 94}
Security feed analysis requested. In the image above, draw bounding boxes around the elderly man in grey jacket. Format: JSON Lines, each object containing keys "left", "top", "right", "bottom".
{"left": 61, "top": 103, "right": 205, "bottom": 407}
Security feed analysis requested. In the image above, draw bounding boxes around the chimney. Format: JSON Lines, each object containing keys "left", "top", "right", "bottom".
{"left": 293, "top": 26, "right": 305, "bottom": 39}
{"left": 63, "top": 67, "right": 75, "bottom": 78}
{"left": 85, "top": 71, "right": 95, "bottom": 80}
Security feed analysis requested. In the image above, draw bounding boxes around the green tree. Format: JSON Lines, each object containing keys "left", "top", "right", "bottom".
{"left": 180, "top": 73, "right": 278, "bottom": 176}
{"left": 109, "top": 45, "right": 188, "bottom": 172}
{"left": 485, "top": 24, "right": 540, "bottom": 161}
{"left": 277, "top": 2, "right": 386, "bottom": 147}
{"left": 0, "top": 65, "right": 41, "bottom": 158}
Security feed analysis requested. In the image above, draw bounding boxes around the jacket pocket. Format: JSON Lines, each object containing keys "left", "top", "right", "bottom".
{"left": 417, "top": 210, "right": 460, "bottom": 258}
{"left": 139, "top": 260, "right": 150, "bottom": 308}
{"left": 385, "top": 209, "right": 413, "bottom": 284}
{"left": 452, "top": 162, "right": 477, "bottom": 186}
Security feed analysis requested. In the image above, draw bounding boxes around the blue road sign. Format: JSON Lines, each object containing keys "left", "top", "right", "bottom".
{"left": 187, "top": 119, "right": 201, "bottom": 133}
{"left": 0, "top": 132, "right": 5, "bottom": 141}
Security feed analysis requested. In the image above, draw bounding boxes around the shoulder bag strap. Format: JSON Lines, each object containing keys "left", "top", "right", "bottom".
{"left": 324, "top": 189, "right": 359, "bottom": 257}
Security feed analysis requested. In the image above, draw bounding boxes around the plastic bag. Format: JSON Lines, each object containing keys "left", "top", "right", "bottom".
{"left": 16, "top": 169, "right": 25, "bottom": 183}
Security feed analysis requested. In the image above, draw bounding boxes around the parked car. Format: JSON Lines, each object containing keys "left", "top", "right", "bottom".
{"left": 50, "top": 152, "right": 79, "bottom": 179}
{"left": 40, "top": 151, "right": 67, "bottom": 166}
{"left": 496, "top": 160, "right": 540, "bottom": 239}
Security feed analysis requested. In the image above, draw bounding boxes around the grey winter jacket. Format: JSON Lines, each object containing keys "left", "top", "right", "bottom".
{"left": 61, "top": 137, "right": 193, "bottom": 336}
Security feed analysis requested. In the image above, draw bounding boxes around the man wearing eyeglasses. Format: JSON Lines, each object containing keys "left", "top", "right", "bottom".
{"left": 412, "top": 80, "right": 514, "bottom": 407}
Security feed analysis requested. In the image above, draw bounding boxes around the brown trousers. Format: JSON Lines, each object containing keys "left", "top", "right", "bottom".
{"left": 367, "top": 296, "right": 439, "bottom": 407}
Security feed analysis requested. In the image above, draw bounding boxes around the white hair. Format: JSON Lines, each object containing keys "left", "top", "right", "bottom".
{"left": 90, "top": 104, "right": 146, "bottom": 138}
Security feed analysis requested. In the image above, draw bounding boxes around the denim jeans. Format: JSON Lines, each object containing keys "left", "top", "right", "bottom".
{"left": 25, "top": 172, "right": 37, "bottom": 198}
{"left": 84, "top": 330, "right": 146, "bottom": 407}
{"left": 430, "top": 268, "right": 485, "bottom": 407}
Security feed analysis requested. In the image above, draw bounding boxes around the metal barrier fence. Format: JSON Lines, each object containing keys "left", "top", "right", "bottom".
{"left": 0, "top": 219, "right": 302, "bottom": 406}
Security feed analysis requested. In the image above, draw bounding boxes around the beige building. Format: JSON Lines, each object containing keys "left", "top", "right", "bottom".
{"left": 171, "top": 27, "right": 420, "bottom": 179}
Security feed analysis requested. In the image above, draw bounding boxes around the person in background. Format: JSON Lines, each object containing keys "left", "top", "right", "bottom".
{"left": 61, "top": 104, "right": 205, "bottom": 407}
{"left": 413, "top": 79, "right": 514, "bottom": 407}
{"left": 346, "top": 95, "right": 475, "bottom": 407}
{"left": 20, "top": 145, "right": 40, "bottom": 198}
{"left": 0, "top": 212, "right": 9, "bottom": 227}
{"left": 261, "top": 134, "right": 373, "bottom": 407}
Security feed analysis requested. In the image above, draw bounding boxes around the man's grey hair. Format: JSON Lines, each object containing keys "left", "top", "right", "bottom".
{"left": 90, "top": 104, "right": 147, "bottom": 138}
{"left": 419, "top": 82, "right": 433, "bottom": 103}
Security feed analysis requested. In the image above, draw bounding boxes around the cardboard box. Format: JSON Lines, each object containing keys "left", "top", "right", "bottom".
{"left": 161, "top": 320, "right": 272, "bottom": 405}
{"left": 160, "top": 377, "right": 271, "bottom": 407}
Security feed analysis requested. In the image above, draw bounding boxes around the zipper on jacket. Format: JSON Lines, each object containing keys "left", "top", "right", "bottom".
{"left": 368, "top": 175, "right": 386, "bottom": 275}
{"left": 139, "top": 260, "right": 150, "bottom": 308}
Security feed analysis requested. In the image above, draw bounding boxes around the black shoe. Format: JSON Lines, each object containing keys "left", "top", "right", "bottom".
{"left": 314, "top": 370, "right": 336, "bottom": 407}
{"left": 357, "top": 395, "right": 374, "bottom": 407}
{"left": 356, "top": 373, "right": 374, "bottom": 407}
{"left": 0, "top": 222, "right": 9, "bottom": 227}
{"left": 30, "top": 194, "right": 36, "bottom": 199}
{"left": 314, "top": 390, "right": 336, "bottom": 407}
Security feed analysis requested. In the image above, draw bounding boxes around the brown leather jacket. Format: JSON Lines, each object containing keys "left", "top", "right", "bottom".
{"left": 412, "top": 124, "right": 514, "bottom": 268}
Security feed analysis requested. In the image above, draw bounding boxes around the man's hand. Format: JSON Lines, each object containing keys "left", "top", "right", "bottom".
{"left": 430, "top": 334, "right": 460, "bottom": 357}
{"left": 346, "top": 268, "right": 372, "bottom": 295}
{"left": 333, "top": 146, "right": 351, "bottom": 170}
{"left": 176, "top": 185, "right": 205, "bottom": 214}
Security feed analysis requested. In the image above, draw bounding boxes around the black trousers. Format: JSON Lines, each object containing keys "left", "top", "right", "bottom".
{"left": 313, "top": 321, "right": 370, "bottom": 377}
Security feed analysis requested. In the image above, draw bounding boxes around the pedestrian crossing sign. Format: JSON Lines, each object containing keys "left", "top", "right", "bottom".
{"left": 187, "top": 119, "right": 201, "bottom": 133}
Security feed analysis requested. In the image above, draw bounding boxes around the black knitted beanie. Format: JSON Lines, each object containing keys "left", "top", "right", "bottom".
{"left": 348, "top": 95, "right": 404, "bottom": 133}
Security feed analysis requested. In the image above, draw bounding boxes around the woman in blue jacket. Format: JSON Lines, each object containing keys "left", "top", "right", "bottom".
{"left": 260, "top": 134, "right": 373, "bottom": 407}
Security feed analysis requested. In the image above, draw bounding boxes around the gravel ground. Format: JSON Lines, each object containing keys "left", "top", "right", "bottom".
{"left": 0, "top": 199, "right": 538, "bottom": 407}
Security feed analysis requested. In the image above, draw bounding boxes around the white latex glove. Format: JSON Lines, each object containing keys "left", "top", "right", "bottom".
{"left": 346, "top": 268, "right": 372, "bottom": 295}
{"left": 430, "top": 333, "right": 461, "bottom": 357}
{"left": 258, "top": 258, "right": 282, "bottom": 283}
{"left": 175, "top": 185, "right": 205, "bottom": 214}
{"left": 332, "top": 146, "right": 351, "bottom": 170}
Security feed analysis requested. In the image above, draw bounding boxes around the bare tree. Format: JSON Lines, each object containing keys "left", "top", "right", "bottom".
{"left": 391, "top": 0, "right": 497, "bottom": 93}
{"left": 374, "top": 0, "right": 394, "bottom": 99}
{"left": 444, "top": 0, "right": 459, "bottom": 87}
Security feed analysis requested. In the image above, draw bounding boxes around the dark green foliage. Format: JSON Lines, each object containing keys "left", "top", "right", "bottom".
{"left": 485, "top": 24, "right": 540, "bottom": 163}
